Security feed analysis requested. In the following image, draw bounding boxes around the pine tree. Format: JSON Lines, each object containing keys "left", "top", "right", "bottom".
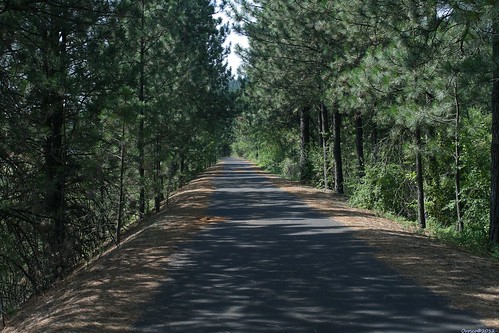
{"left": 490, "top": 4, "right": 499, "bottom": 246}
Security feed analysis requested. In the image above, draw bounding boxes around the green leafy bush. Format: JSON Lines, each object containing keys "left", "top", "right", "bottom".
{"left": 430, "top": 220, "right": 490, "bottom": 256}
{"left": 280, "top": 157, "right": 300, "bottom": 180}
{"left": 349, "top": 163, "right": 416, "bottom": 220}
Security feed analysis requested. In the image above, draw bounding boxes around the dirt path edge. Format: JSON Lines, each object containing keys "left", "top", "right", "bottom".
{"left": 256, "top": 164, "right": 499, "bottom": 329}
{"left": 2, "top": 163, "right": 225, "bottom": 333}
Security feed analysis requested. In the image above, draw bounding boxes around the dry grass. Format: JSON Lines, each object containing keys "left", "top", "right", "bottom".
{"left": 263, "top": 172, "right": 499, "bottom": 328}
{"left": 2, "top": 165, "right": 224, "bottom": 333}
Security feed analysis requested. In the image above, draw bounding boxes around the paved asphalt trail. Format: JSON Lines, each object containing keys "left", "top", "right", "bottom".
{"left": 135, "top": 158, "right": 479, "bottom": 332}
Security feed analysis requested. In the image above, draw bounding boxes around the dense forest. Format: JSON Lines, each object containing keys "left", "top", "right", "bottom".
{"left": 0, "top": 0, "right": 233, "bottom": 314}
{"left": 230, "top": 0, "right": 499, "bottom": 253}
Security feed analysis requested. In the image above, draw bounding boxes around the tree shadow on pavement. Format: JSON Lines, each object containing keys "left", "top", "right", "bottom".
{"left": 135, "top": 159, "right": 480, "bottom": 332}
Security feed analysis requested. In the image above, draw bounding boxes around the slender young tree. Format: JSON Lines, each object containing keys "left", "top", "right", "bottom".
{"left": 320, "top": 102, "right": 330, "bottom": 188}
{"left": 354, "top": 111, "right": 365, "bottom": 178}
{"left": 332, "top": 109, "right": 344, "bottom": 194}
{"left": 137, "top": 0, "right": 146, "bottom": 219}
{"left": 491, "top": 9, "right": 499, "bottom": 245}
{"left": 299, "top": 106, "right": 311, "bottom": 183}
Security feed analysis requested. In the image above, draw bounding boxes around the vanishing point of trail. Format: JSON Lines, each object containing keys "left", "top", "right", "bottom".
{"left": 135, "top": 158, "right": 478, "bottom": 332}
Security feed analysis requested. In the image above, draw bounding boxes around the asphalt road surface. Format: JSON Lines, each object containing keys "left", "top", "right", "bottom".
{"left": 135, "top": 158, "right": 479, "bottom": 332}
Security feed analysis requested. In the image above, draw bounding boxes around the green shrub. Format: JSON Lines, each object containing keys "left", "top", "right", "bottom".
{"left": 430, "top": 220, "right": 490, "bottom": 256}
{"left": 349, "top": 163, "right": 416, "bottom": 220}
{"left": 280, "top": 157, "right": 300, "bottom": 180}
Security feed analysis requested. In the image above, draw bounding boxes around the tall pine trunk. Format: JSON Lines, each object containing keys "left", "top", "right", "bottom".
{"left": 299, "top": 106, "right": 311, "bottom": 184}
{"left": 355, "top": 111, "right": 365, "bottom": 178}
{"left": 180, "top": 153, "right": 186, "bottom": 187}
{"left": 116, "top": 118, "right": 126, "bottom": 245}
{"left": 154, "top": 134, "right": 162, "bottom": 213}
{"left": 138, "top": 0, "right": 146, "bottom": 219}
{"left": 44, "top": 93, "right": 65, "bottom": 274}
{"left": 490, "top": 16, "right": 499, "bottom": 246}
{"left": 454, "top": 81, "right": 463, "bottom": 232}
{"left": 318, "top": 111, "right": 323, "bottom": 148}
{"left": 43, "top": 18, "right": 67, "bottom": 276}
{"left": 333, "top": 110, "right": 344, "bottom": 194}
{"left": 415, "top": 126, "right": 426, "bottom": 229}
{"left": 371, "top": 122, "right": 379, "bottom": 164}
{"left": 320, "top": 103, "right": 329, "bottom": 189}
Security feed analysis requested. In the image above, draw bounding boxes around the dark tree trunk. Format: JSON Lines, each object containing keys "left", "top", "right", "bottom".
{"left": 43, "top": 20, "right": 66, "bottom": 276}
{"left": 490, "top": 17, "right": 499, "bottom": 246}
{"left": 180, "top": 154, "right": 186, "bottom": 187}
{"left": 99, "top": 182, "right": 106, "bottom": 242}
{"left": 415, "top": 126, "right": 426, "bottom": 229}
{"left": 333, "top": 110, "right": 344, "bottom": 194}
{"left": 116, "top": 118, "right": 126, "bottom": 245}
{"left": 138, "top": 0, "right": 146, "bottom": 219}
{"left": 154, "top": 134, "right": 161, "bottom": 213}
{"left": 320, "top": 103, "right": 329, "bottom": 189}
{"left": 371, "top": 121, "right": 379, "bottom": 164}
{"left": 299, "top": 106, "right": 311, "bottom": 184}
{"left": 138, "top": 118, "right": 145, "bottom": 219}
{"left": 318, "top": 111, "right": 323, "bottom": 148}
{"left": 44, "top": 92, "right": 65, "bottom": 273}
{"left": 454, "top": 81, "right": 463, "bottom": 232}
{"left": 355, "top": 111, "right": 365, "bottom": 178}
{"left": 1, "top": 296, "right": 4, "bottom": 328}
{"left": 160, "top": 174, "right": 165, "bottom": 201}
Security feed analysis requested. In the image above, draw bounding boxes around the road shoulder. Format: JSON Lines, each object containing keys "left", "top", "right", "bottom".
{"left": 259, "top": 167, "right": 498, "bottom": 328}
{"left": 3, "top": 164, "right": 224, "bottom": 333}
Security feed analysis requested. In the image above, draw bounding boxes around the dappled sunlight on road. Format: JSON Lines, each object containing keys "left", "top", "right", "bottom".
{"left": 135, "top": 158, "right": 480, "bottom": 332}
{"left": 269, "top": 170, "right": 498, "bottom": 327}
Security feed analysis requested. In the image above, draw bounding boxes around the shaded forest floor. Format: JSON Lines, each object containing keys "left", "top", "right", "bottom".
{"left": 2, "top": 160, "right": 498, "bottom": 331}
